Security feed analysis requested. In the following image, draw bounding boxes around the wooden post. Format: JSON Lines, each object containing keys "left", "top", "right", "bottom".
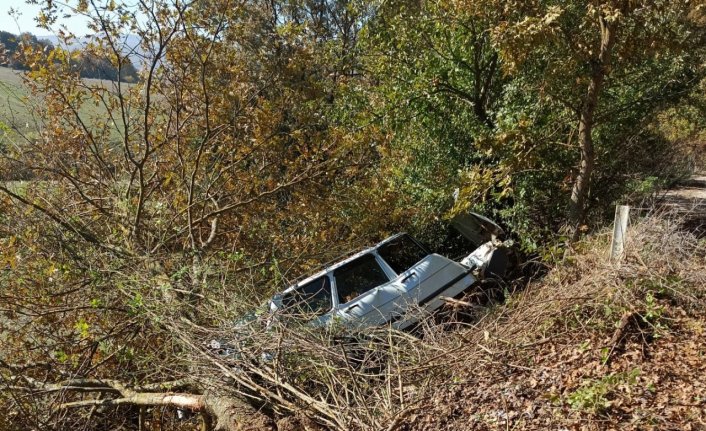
{"left": 610, "top": 205, "right": 630, "bottom": 263}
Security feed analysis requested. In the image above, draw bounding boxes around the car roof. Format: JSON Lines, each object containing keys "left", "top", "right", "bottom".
{"left": 280, "top": 232, "right": 413, "bottom": 295}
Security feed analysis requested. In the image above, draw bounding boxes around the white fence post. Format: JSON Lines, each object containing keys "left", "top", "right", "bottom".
{"left": 610, "top": 205, "right": 630, "bottom": 263}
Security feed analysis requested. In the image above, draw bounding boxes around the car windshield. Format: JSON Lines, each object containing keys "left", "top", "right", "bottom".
{"left": 378, "top": 234, "right": 428, "bottom": 274}
{"left": 281, "top": 276, "right": 332, "bottom": 316}
{"left": 334, "top": 254, "right": 389, "bottom": 304}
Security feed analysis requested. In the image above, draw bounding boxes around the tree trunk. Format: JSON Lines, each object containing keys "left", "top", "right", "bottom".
{"left": 41, "top": 378, "right": 275, "bottom": 431}
{"left": 205, "top": 396, "right": 275, "bottom": 431}
{"left": 570, "top": 14, "right": 617, "bottom": 240}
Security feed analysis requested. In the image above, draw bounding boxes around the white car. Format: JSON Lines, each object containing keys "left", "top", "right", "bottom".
{"left": 270, "top": 213, "right": 510, "bottom": 330}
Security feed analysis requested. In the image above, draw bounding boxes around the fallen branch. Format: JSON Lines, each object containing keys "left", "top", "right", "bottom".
{"left": 12, "top": 377, "right": 273, "bottom": 431}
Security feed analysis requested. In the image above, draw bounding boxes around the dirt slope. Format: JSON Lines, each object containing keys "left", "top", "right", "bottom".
{"left": 402, "top": 216, "right": 706, "bottom": 430}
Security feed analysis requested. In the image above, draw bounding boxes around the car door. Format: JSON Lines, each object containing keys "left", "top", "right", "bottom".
{"left": 377, "top": 235, "right": 474, "bottom": 328}
{"left": 332, "top": 253, "right": 399, "bottom": 327}
{"left": 279, "top": 275, "right": 335, "bottom": 326}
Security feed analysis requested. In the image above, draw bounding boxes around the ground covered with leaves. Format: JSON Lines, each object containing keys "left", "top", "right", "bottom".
{"left": 404, "top": 215, "right": 706, "bottom": 430}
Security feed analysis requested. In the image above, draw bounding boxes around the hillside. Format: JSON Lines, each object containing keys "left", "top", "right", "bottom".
{"left": 0, "top": 67, "right": 132, "bottom": 145}
{"left": 0, "top": 67, "right": 33, "bottom": 138}
{"left": 0, "top": 31, "right": 139, "bottom": 81}
{"left": 402, "top": 214, "right": 706, "bottom": 430}
{"left": 0, "top": 1, "right": 705, "bottom": 430}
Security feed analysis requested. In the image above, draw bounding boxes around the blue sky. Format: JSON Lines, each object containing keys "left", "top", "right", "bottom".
{"left": 0, "top": 0, "right": 90, "bottom": 37}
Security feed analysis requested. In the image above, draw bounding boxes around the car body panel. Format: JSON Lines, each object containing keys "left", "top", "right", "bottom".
{"left": 334, "top": 253, "right": 470, "bottom": 328}
{"left": 450, "top": 212, "right": 505, "bottom": 247}
{"left": 269, "top": 213, "right": 508, "bottom": 331}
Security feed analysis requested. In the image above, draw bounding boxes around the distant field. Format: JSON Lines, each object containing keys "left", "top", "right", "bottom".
{"left": 0, "top": 67, "right": 35, "bottom": 140}
{"left": 0, "top": 67, "right": 133, "bottom": 143}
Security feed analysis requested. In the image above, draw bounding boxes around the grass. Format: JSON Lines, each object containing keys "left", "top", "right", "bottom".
{"left": 0, "top": 67, "right": 35, "bottom": 141}
{"left": 397, "top": 211, "right": 706, "bottom": 430}
{"left": 189, "top": 210, "right": 706, "bottom": 430}
{"left": 0, "top": 66, "right": 132, "bottom": 144}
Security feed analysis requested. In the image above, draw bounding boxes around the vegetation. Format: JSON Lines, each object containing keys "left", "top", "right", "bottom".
{"left": 365, "top": 0, "right": 706, "bottom": 246}
{"left": 0, "top": 0, "right": 704, "bottom": 430}
{"left": 0, "top": 67, "right": 134, "bottom": 150}
{"left": 1, "top": 31, "right": 139, "bottom": 82}
{"left": 0, "top": 31, "right": 54, "bottom": 70}
{"left": 400, "top": 214, "right": 706, "bottom": 430}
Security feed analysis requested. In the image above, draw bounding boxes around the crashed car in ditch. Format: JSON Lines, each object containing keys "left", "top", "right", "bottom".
{"left": 268, "top": 212, "right": 512, "bottom": 331}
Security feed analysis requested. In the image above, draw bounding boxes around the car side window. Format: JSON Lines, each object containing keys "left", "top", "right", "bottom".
{"left": 378, "top": 234, "right": 428, "bottom": 274}
{"left": 281, "top": 276, "right": 332, "bottom": 316}
{"left": 334, "top": 254, "right": 389, "bottom": 304}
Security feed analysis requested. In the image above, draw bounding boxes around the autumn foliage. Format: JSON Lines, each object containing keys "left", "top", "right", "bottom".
{"left": 0, "top": 0, "right": 705, "bottom": 430}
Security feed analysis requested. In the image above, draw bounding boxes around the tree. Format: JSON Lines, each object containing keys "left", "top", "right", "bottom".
{"left": 359, "top": 0, "right": 508, "bottom": 244}
{"left": 71, "top": 51, "right": 139, "bottom": 82}
{"left": 2, "top": 0, "right": 705, "bottom": 429}
{"left": 484, "top": 0, "right": 706, "bottom": 238}
{"left": 1, "top": 30, "right": 138, "bottom": 82}
{"left": 0, "top": 32, "right": 54, "bottom": 70}
{"left": 0, "top": 0, "right": 384, "bottom": 429}
{"left": 364, "top": 0, "right": 706, "bottom": 246}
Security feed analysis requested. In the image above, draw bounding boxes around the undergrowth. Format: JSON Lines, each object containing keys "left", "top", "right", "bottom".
{"left": 402, "top": 211, "right": 706, "bottom": 430}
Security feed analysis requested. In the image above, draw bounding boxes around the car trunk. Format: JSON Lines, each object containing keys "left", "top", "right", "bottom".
{"left": 438, "top": 212, "right": 506, "bottom": 260}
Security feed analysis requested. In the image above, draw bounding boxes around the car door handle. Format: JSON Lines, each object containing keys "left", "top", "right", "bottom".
{"left": 344, "top": 303, "right": 360, "bottom": 313}
{"left": 401, "top": 271, "right": 417, "bottom": 283}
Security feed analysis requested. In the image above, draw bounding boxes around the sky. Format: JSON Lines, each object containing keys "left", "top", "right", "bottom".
{"left": 0, "top": 0, "right": 91, "bottom": 37}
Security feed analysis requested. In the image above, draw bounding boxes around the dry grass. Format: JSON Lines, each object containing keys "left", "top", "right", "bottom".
{"left": 4, "top": 211, "right": 703, "bottom": 431}
{"left": 156, "top": 210, "right": 702, "bottom": 430}
{"left": 175, "top": 210, "right": 705, "bottom": 430}
{"left": 399, "top": 211, "right": 706, "bottom": 430}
